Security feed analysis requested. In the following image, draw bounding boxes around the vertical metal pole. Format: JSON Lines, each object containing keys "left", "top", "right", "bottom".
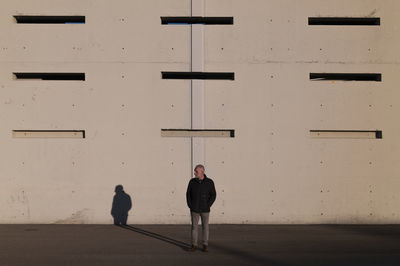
{"left": 190, "top": 0, "right": 205, "bottom": 174}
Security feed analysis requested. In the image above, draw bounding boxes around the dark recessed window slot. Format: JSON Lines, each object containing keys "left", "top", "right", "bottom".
{"left": 310, "top": 73, "right": 381, "bottom": 81}
{"left": 162, "top": 72, "right": 234, "bottom": 80}
{"left": 308, "top": 17, "right": 380, "bottom": 26}
{"left": 161, "top": 129, "right": 235, "bottom": 137}
{"left": 13, "top": 72, "right": 85, "bottom": 81}
{"left": 161, "top": 16, "right": 233, "bottom": 25}
{"left": 310, "top": 130, "right": 382, "bottom": 139}
{"left": 14, "top": 15, "right": 85, "bottom": 24}
{"left": 12, "top": 130, "right": 85, "bottom": 138}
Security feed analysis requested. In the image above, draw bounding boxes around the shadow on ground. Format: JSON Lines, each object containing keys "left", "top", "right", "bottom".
{"left": 119, "top": 224, "right": 191, "bottom": 251}
{"left": 118, "top": 224, "right": 286, "bottom": 265}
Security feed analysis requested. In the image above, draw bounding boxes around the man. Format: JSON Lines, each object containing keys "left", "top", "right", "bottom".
{"left": 111, "top": 185, "right": 132, "bottom": 225}
{"left": 186, "top": 164, "right": 217, "bottom": 252}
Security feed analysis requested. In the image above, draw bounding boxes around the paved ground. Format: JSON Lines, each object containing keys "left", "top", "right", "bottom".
{"left": 0, "top": 224, "right": 400, "bottom": 266}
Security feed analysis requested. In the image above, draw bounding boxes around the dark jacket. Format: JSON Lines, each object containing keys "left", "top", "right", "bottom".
{"left": 186, "top": 174, "right": 216, "bottom": 213}
{"left": 111, "top": 191, "right": 132, "bottom": 217}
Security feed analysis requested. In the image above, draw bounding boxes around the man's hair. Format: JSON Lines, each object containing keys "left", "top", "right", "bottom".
{"left": 194, "top": 164, "right": 205, "bottom": 172}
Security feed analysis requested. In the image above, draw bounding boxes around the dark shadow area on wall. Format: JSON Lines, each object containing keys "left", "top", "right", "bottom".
{"left": 119, "top": 225, "right": 191, "bottom": 251}
{"left": 111, "top": 185, "right": 132, "bottom": 225}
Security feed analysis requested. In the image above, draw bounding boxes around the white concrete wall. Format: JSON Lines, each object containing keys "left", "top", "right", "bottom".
{"left": 0, "top": 0, "right": 399, "bottom": 224}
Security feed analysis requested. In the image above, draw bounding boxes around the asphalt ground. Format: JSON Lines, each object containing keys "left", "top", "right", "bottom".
{"left": 0, "top": 224, "right": 399, "bottom": 266}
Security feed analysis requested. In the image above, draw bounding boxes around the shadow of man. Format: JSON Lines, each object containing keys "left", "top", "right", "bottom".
{"left": 111, "top": 185, "right": 132, "bottom": 225}
{"left": 120, "top": 225, "right": 191, "bottom": 251}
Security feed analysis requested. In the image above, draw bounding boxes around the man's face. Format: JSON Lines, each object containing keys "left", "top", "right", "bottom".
{"left": 194, "top": 167, "right": 204, "bottom": 178}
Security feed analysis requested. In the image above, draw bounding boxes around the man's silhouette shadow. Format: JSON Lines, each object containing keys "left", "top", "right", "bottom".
{"left": 111, "top": 185, "right": 132, "bottom": 225}
{"left": 111, "top": 185, "right": 190, "bottom": 250}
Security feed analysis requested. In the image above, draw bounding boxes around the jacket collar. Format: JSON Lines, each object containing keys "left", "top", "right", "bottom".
{"left": 195, "top": 174, "right": 207, "bottom": 182}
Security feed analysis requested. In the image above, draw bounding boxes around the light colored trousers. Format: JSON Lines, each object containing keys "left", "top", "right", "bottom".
{"left": 190, "top": 211, "right": 210, "bottom": 246}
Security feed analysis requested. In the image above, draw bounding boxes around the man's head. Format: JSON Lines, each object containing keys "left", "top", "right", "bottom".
{"left": 194, "top": 164, "right": 205, "bottom": 179}
{"left": 115, "top": 185, "right": 124, "bottom": 193}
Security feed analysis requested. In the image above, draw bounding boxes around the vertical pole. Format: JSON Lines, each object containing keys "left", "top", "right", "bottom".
{"left": 190, "top": 0, "right": 205, "bottom": 174}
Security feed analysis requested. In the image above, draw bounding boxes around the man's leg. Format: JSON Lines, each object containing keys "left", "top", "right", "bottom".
{"left": 191, "top": 211, "right": 200, "bottom": 246}
{"left": 114, "top": 214, "right": 122, "bottom": 225}
{"left": 121, "top": 213, "right": 128, "bottom": 225}
{"left": 200, "top": 212, "right": 210, "bottom": 247}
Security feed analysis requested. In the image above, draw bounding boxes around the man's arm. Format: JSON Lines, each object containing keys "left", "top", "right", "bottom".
{"left": 111, "top": 196, "right": 116, "bottom": 216}
{"left": 127, "top": 195, "right": 132, "bottom": 211}
{"left": 186, "top": 180, "right": 192, "bottom": 209}
{"left": 208, "top": 180, "right": 217, "bottom": 207}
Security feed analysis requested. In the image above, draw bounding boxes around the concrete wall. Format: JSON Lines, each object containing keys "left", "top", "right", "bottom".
{"left": 0, "top": 0, "right": 398, "bottom": 224}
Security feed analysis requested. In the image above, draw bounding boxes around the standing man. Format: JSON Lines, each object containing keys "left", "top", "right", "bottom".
{"left": 186, "top": 164, "right": 217, "bottom": 252}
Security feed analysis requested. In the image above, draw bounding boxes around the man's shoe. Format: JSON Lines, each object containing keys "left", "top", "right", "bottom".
{"left": 188, "top": 245, "right": 198, "bottom": 252}
{"left": 202, "top": 245, "right": 208, "bottom": 252}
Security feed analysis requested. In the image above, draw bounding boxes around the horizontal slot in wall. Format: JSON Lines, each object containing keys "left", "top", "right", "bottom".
{"left": 309, "top": 73, "right": 381, "bottom": 81}
{"left": 14, "top": 15, "right": 85, "bottom": 24}
{"left": 310, "top": 130, "right": 382, "bottom": 139}
{"left": 12, "top": 130, "right": 85, "bottom": 138}
{"left": 161, "top": 16, "right": 233, "bottom": 25}
{"left": 13, "top": 72, "right": 85, "bottom": 80}
{"left": 162, "top": 72, "right": 234, "bottom": 80}
{"left": 308, "top": 17, "right": 380, "bottom": 26}
{"left": 161, "top": 129, "right": 235, "bottom": 137}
